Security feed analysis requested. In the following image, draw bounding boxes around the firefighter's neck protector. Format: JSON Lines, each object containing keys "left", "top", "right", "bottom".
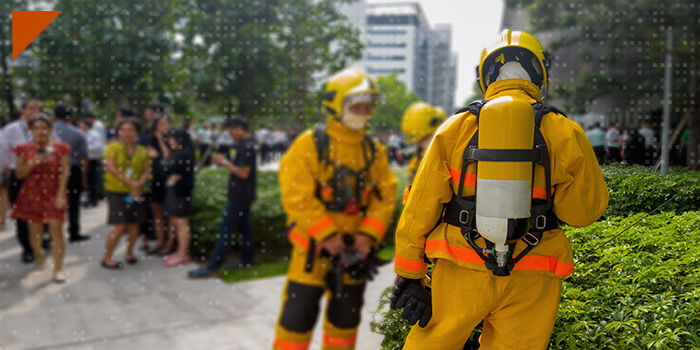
{"left": 340, "top": 93, "right": 378, "bottom": 132}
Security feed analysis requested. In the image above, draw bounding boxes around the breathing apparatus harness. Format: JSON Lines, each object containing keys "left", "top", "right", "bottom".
{"left": 313, "top": 124, "right": 379, "bottom": 215}
{"left": 441, "top": 100, "right": 565, "bottom": 276}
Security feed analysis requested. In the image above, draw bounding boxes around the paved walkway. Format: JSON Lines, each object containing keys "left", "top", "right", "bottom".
{"left": 0, "top": 203, "right": 394, "bottom": 350}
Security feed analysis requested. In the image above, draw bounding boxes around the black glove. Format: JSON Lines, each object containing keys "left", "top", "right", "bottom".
{"left": 389, "top": 277, "right": 432, "bottom": 328}
{"left": 346, "top": 250, "right": 391, "bottom": 282}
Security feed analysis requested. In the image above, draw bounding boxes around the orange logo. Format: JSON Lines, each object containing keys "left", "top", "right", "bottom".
{"left": 12, "top": 11, "right": 61, "bottom": 60}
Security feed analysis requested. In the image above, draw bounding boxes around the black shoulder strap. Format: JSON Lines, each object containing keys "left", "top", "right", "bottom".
{"left": 454, "top": 99, "right": 489, "bottom": 117}
{"left": 313, "top": 124, "right": 329, "bottom": 163}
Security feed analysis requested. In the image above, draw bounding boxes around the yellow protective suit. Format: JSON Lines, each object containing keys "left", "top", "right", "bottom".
{"left": 395, "top": 79, "right": 609, "bottom": 349}
{"left": 274, "top": 117, "right": 397, "bottom": 350}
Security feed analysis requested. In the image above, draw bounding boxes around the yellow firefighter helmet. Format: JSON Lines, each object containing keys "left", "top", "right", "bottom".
{"left": 401, "top": 102, "right": 446, "bottom": 144}
{"left": 476, "top": 29, "right": 552, "bottom": 94}
{"left": 322, "top": 68, "right": 382, "bottom": 118}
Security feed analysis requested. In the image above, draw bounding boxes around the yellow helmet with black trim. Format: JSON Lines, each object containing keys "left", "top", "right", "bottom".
{"left": 476, "top": 29, "right": 552, "bottom": 95}
{"left": 401, "top": 101, "right": 446, "bottom": 144}
{"left": 322, "top": 68, "right": 382, "bottom": 118}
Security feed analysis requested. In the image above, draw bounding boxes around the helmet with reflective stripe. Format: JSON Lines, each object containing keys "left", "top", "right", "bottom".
{"left": 401, "top": 101, "right": 446, "bottom": 144}
{"left": 476, "top": 29, "right": 552, "bottom": 94}
{"left": 323, "top": 68, "right": 382, "bottom": 118}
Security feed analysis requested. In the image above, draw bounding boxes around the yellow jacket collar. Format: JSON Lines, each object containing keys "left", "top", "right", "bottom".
{"left": 485, "top": 79, "right": 542, "bottom": 103}
{"left": 326, "top": 117, "right": 366, "bottom": 143}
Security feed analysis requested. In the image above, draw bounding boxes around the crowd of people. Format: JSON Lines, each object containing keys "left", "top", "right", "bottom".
{"left": 0, "top": 99, "right": 263, "bottom": 284}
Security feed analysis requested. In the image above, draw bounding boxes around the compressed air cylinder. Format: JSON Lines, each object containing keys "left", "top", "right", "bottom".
{"left": 475, "top": 97, "right": 534, "bottom": 273}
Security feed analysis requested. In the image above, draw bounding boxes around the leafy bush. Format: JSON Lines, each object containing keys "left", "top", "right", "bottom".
{"left": 553, "top": 212, "right": 700, "bottom": 349}
{"left": 190, "top": 165, "right": 408, "bottom": 260}
{"left": 189, "top": 167, "right": 287, "bottom": 260}
{"left": 602, "top": 165, "right": 700, "bottom": 217}
{"left": 372, "top": 212, "right": 700, "bottom": 349}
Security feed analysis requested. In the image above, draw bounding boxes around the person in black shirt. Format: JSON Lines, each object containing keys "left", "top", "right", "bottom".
{"left": 145, "top": 115, "right": 173, "bottom": 255}
{"left": 189, "top": 117, "right": 256, "bottom": 278}
{"left": 162, "top": 129, "right": 195, "bottom": 267}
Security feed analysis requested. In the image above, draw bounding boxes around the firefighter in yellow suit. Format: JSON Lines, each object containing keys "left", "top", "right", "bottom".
{"left": 400, "top": 101, "right": 446, "bottom": 202}
{"left": 392, "top": 30, "right": 609, "bottom": 349}
{"left": 273, "top": 68, "right": 397, "bottom": 350}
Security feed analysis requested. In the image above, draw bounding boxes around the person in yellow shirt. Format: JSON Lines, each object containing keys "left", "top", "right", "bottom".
{"left": 273, "top": 68, "right": 397, "bottom": 350}
{"left": 101, "top": 118, "right": 151, "bottom": 269}
{"left": 400, "top": 101, "right": 446, "bottom": 202}
{"left": 391, "top": 30, "right": 609, "bottom": 349}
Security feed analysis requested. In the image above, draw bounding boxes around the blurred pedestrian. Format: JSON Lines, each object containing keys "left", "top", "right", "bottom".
{"left": 53, "top": 105, "right": 90, "bottom": 243}
{"left": 78, "top": 114, "right": 105, "bottom": 207}
{"left": 12, "top": 114, "right": 70, "bottom": 283}
{"left": 197, "top": 122, "right": 213, "bottom": 165}
{"left": 623, "top": 126, "right": 646, "bottom": 167}
{"left": 586, "top": 123, "right": 607, "bottom": 164}
{"left": 0, "top": 98, "right": 46, "bottom": 263}
{"left": 101, "top": 119, "right": 151, "bottom": 269}
{"left": 606, "top": 122, "right": 622, "bottom": 163}
{"left": 145, "top": 115, "right": 173, "bottom": 255}
{"left": 189, "top": 117, "right": 257, "bottom": 278}
{"left": 162, "top": 129, "right": 195, "bottom": 267}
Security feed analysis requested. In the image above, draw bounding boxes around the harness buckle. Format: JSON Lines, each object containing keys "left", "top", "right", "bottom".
{"left": 459, "top": 210, "right": 470, "bottom": 225}
{"left": 535, "top": 215, "right": 547, "bottom": 230}
{"left": 522, "top": 232, "right": 540, "bottom": 246}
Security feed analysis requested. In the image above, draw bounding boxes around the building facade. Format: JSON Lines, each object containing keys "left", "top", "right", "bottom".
{"left": 340, "top": 2, "right": 457, "bottom": 113}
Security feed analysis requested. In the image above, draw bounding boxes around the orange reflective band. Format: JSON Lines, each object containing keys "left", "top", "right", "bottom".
{"left": 513, "top": 255, "right": 574, "bottom": 276}
{"left": 394, "top": 253, "right": 428, "bottom": 272}
{"left": 450, "top": 168, "right": 476, "bottom": 188}
{"left": 307, "top": 216, "right": 334, "bottom": 238}
{"left": 425, "top": 239, "right": 573, "bottom": 277}
{"left": 532, "top": 187, "right": 555, "bottom": 200}
{"left": 273, "top": 338, "right": 309, "bottom": 350}
{"left": 289, "top": 229, "right": 310, "bottom": 249}
{"left": 361, "top": 217, "right": 386, "bottom": 235}
{"left": 323, "top": 334, "right": 357, "bottom": 347}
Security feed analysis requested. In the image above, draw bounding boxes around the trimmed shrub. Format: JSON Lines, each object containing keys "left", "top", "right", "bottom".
{"left": 190, "top": 165, "right": 408, "bottom": 259}
{"left": 603, "top": 165, "right": 700, "bottom": 217}
{"left": 189, "top": 168, "right": 287, "bottom": 259}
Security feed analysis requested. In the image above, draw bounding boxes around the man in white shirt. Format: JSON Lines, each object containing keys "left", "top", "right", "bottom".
{"left": 78, "top": 116, "right": 105, "bottom": 207}
{"left": 0, "top": 98, "right": 45, "bottom": 263}
{"left": 606, "top": 122, "right": 622, "bottom": 163}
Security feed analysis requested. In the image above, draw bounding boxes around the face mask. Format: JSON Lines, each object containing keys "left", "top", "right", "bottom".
{"left": 340, "top": 105, "right": 370, "bottom": 131}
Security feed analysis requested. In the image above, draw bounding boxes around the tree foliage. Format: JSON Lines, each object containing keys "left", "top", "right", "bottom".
{"left": 506, "top": 0, "right": 700, "bottom": 167}
{"left": 372, "top": 73, "right": 421, "bottom": 133}
{"left": 4, "top": 0, "right": 363, "bottom": 126}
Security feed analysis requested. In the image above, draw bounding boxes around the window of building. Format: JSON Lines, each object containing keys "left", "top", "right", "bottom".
{"left": 367, "top": 55, "right": 406, "bottom": 61}
{"left": 367, "top": 68, "right": 406, "bottom": 74}
{"left": 367, "top": 42, "right": 407, "bottom": 48}
{"left": 367, "top": 29, "right": 407, "bottom": 35}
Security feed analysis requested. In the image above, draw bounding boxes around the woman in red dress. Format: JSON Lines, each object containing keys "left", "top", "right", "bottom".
{"left": 13, "top": 114, "right": 71, "bottom": 283}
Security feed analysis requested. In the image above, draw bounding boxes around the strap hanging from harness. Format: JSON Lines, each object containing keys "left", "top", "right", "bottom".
{"left": 313, "top": 124, "right": 379, "bottom": 214}
{"left": 442, "top": 100, "right": 566, "bottom": 276}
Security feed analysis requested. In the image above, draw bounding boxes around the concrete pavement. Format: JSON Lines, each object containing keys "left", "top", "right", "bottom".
{"left": 0, "top": 203, "right": 394, "bottom": 350}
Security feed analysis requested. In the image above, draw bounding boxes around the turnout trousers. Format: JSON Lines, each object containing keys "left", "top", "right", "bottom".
{"left": 273, "top": 244, "right": 366, "bottom": 350}
{"left": 403, "top": 259, "right": 562, "bottom": 350}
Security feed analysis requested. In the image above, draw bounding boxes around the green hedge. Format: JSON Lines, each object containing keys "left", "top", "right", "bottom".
{"left": 552, "top": 212, "right": 700, "bottom": 349}
{"left": 189, "top": 168, "right": 286, "bottom": 260}
{"left": 603, "top": 165, "right": 700, "bottom": 217}
{"left": 189, "top": 166, "right": 408, "bottom": 260}
{"left": 372, "top": 212, "right": 700, "bottom": 349}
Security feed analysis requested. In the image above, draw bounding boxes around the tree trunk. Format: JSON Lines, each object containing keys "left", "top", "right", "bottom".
{"left": 0, "top": 19, "right": 16, "bottom": 116}
{"left": 687, "top": 61, "right": 699, "bottom": 170}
